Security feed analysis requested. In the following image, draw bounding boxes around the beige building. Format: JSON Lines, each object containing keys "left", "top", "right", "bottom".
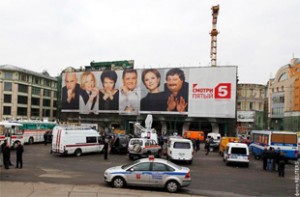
{"left": 237, "top": 84, "right": 266, "bottom": 135}
{"left": 268, "top": 58, "right": 300, "bottom": 131}
{"left": 0, "top": 65, "right": 58, "bottom": 121}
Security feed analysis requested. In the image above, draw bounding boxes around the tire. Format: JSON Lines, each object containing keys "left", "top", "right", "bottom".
{"left": 188, "top": 159, "right": 193, "bottom": 165}
{"left": 28, "top": 137, "right": 34, "bottom": 144}
{"left": 165, "top": 180, "right": 180, "bottom": 193}
{"left": 75, "top": 149, "right": 82, "bottom": 157}
{"left": 133, "top": 144, "right": 141, "bottom": 153}
{"left": 112, "top": 177, "right": 126, "bottom": 188}
{"left": 128, "top": 154, "right": 133, "bottom": 160}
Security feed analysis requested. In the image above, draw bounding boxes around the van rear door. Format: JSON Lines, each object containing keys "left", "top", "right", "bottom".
{"left": 172, "top": 141, "right": 193, "bottom": 160}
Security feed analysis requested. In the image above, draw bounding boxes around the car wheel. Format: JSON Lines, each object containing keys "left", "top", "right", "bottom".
{"left": 245, "top": 163, "right": 249, "bottom": 167}
{"left": 128, "top": 154, "right": 133, "bottom": 160}
{"left": 165, "top": 180, "right": 180, "bottom": 193}
{"left": 112, "top": 177, "right": 126, "bottom": 188}
{"left": 75, "top": 149, "right": 82, "bottom": 157}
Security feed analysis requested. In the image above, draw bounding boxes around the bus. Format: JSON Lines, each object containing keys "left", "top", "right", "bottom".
{"left": 0, "top": 122, "right": 24, "bottom": 148}
{"left": 249, "top": 130, "right": 298, "bottom": 160}
{"left": 18, "top": 121, "right": 57, "bottom": 144}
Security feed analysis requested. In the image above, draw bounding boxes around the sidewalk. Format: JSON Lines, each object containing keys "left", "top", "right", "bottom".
{"left": 0, "top": 181, "right": 200, "bottom": 197}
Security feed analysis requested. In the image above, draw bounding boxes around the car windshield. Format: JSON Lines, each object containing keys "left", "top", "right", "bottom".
{"left": 130, "top": 140, "right": 143, "bottom": 146}
{"left": 121, "top": 160, "right": 141, "bottom": 169}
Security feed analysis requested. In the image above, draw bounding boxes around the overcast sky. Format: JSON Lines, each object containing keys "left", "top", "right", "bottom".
{"left": 1, "top": 0, "right": 299, "bottom": 84}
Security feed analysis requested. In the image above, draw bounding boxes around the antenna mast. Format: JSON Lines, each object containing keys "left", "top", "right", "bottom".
{"left": 210, "top": 5, "right": 219, "bottom": 67}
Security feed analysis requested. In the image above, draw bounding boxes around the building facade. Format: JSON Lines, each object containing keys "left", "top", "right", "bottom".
{"left": 0, "top": 65, "right": 58, "bottom": 121}
{"left": 237, "top": 83, "right": 267, "bottom": 135}
{"left": 268, "top": 58, "right": 300, "bottom": 131}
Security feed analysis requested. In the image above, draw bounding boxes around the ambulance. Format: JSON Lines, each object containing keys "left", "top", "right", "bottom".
{"left": 51, "top": 125, "right": 104, "bottom": 156}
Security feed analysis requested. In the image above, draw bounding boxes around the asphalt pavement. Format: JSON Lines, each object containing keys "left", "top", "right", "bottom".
{"left": 0, "top": 180, "right": 202, "bottom": 197}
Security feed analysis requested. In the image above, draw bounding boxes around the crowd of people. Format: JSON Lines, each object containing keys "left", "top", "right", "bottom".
{"left": 261, "top": 146, "right": 286, "bottom": 177}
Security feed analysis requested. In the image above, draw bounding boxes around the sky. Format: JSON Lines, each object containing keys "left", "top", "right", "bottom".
{"left": 0, "top": 0, "right": 299, "bottom": 85}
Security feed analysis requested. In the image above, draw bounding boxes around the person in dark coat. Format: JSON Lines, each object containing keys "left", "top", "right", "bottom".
{"left": 278, "top": 151, "right": 286, "bottom": 177}
{"left": 261, "top": 146, "right": 268, "bottom": 170}
{"left": 196, "top": 138, "right": 200, "bottom": 151}
{"left": 103, "top": 138, "right": 109, "bottom": 160}
{"left": 3, "top": 142, "right": 11, "bottom": 169}
{"left": 15, "top": 141, "right": 24, "bottom": 169}
{"left": 1, "top": 140, "right": 7, "bottom": 167}
{"left": 205, "top": 139, "right": 210, "bottom": 155}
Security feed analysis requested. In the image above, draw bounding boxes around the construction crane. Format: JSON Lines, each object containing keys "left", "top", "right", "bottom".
{"left": 210, "top": 5, "right": 219, "bottom": 67}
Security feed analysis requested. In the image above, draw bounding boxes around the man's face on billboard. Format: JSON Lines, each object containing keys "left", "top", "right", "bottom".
{"left": 65, "top": 73, "right": 77, "bottom": 90}
{"left": 123, "top": 72, "right": 137, "bottom": 91}
{"left": 166, "top": 74, "right": 183, "bottom": 93}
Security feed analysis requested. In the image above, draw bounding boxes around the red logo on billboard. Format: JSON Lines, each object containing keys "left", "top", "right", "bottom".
{"left": 214, "top": 83, "right": 231, "bottom": 99}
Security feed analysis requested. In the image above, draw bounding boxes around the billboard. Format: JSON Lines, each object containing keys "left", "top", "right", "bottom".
{"left": 61, "top": 66, "right": 236, "bottom": 118}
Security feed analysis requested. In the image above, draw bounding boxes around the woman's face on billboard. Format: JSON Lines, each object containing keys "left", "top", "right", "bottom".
{"left": 144, "top": 71, "right": 160, "bottom": 92}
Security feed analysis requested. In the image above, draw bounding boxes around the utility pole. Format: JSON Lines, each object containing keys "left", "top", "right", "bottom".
{"left": 210, "top": 5, "right": 219, "bottom": 67}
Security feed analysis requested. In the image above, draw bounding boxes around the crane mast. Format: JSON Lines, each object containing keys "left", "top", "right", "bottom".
{"left": 210, "top": 5, "right": 219, "bottom": 67}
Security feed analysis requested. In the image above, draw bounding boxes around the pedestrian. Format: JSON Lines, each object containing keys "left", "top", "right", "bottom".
{"left": 261, "top": 146, "right": 268, "bottom": 170}
{"left": 278, "top": 151, "right": 286, "bottom": 177}
{"left": 266, "top": 147, "right": 274, "bottom": 171}
{"left": 44, "top": 132, "right": 48, "bottom": 146}
{"left": 196, "top": 138, "right": 200, "bottom": 151}
{"left": 103, "top": 138, "right": 109, "bottom": 160}
{"left": 1, "top": 140, "right": 7, "bottom": 167}
{"left": 15, "top": 141, "right": 24, "bottom": 169}
{"left": 205, "top": 139, "right": 210, "bottom": 155}
{"left": 3, "top": 142, "right": 11, "bottom": 169}
{"left": 274, "top": 148, "right": 281, "bottom": 171}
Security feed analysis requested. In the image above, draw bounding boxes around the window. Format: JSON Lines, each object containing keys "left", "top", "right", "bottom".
{"left": 43, "top": 99, "right": 50, "bottom": 107}
{"left": 173, "top": 142, "right": 191, "bottom": 149}
{"left": 53, "top": 101, "right": 57, "bottom": 108}
{"left": 31, "top": 97, "right": 40, "bottom": 106}
{"left": 237, "top": 102, "right": 241, "bottom": 110}
{"left": 152, "top": 163, "right": 174, "bottom": 171}
{"left": 43, "top": 109, "right": 50, "bottom": 116}
{"left": 43, "top": 89, "right": 51, "bottom": 97}
{"left": 4, "top": 94, "right": 11, "bottom": 103}
{"left": 19, "top": 73, "right": 28, "bottom": 82}
{"left": 18, "top": 84, "right": 28, "bottom": 93}
{"left": 86, "top": 136, "right": 97, "bottom": 143}
{"left": 31, "top": 108, "right": 39, "bottom": 116}
{"left": 249, "top": 102, "right": 253, "bottom": 110}
{"left": 231, "top": 147, "right": 246, "bottom": 154}
{"left": 4, "top": 82, "right": 12, "bottom": 91}
{"left": 17, "top": 107, "right": 27, "bottom": 116}
{"left": 32, "top": 87, "right": 41, "bottom": 95}
{"left": 3, "top": 106, "right": 11, "bottom": 115}
{"left": 4, "top": 72, "right": 13, "bottom": 79}
{"left": 132, "top": 162, "right": 150, "bottom": 171}
{"left": 33, "top": 77, "right": 40, "bottom": 85}
{"left": 18, "top": 96, "right": 28, "bottom": 104}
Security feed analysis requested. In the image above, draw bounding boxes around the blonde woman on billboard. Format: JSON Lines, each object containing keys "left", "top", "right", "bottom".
{"left": 141, "top": 69, "right": 166, "bottom": 111}
{"left": 79, "top": 71, "right": 99, "bottom": 114}
{"left": 99, "top": 70, "right": 119, "bottom": 111}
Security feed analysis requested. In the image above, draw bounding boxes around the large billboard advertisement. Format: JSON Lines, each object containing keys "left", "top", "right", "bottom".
{"left": 61, "top": 66, "right": 236, "bottom": 118}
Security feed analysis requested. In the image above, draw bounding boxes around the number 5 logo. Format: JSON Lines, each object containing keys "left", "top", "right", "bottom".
{"left": 214, "top": 83, "right": 231, "bottom": 99}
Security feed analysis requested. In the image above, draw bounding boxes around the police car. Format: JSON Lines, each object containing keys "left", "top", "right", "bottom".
{"left": 104, "top": 156, "right": 191, "bottom": 193}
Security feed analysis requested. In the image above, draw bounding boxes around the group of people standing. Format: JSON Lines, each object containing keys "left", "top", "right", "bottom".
{"left": 261, "top": 146, "right": 286, "bottom": 177}
{"left": 1, "top": 140, "right": 24, "bottom": 169}
{"left": 62, "top": 68, "right": 189, "bottom": 114}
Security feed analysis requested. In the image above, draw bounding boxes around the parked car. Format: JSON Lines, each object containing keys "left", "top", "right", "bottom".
{"left": 223, "top": 142, "right": 250, "bottom": 167}
{"left": 110, "top": 134, "right": 130, "bottom": 154}
{"left": 104, "top": 156, "right": 191, "bottom": 193}
{"left": 128, "top": 138, "right": 161, "bottom": 160}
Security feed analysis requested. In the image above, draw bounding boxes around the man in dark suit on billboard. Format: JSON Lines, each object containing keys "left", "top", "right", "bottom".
{"left": 62, "top": 72, "right": 82, "bottom": 110}
{"left": 164, "top": 68, "right": 189, "bottom": 112}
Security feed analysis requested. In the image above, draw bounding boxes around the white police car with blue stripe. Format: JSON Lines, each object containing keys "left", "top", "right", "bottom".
{"left": 104, "top": 155, "right": 191, "bottom": 193}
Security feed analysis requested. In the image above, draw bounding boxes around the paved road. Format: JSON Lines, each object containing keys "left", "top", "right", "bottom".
{"left": 0, "top": 143, "right": 296, "bottom": 196}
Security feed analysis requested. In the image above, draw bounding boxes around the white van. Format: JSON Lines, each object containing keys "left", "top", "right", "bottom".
{"left": 51, "top": 125, "right": 104, "bottom": 156}
{"left": 223, "top": 142, "right": 249, "bottom": 167}
{"left": 166, "top": 137, "right": 194, "bottom": 164}
{"left": 206, "top": 133, "right": 221, "bottom": 151}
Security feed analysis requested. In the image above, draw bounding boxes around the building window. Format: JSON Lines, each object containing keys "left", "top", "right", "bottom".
{"left": 53, "top": 101, "right": 57, "bottom": 108}
{"left": 43, "top": 89, "right": 51, "bottom": 97}
{"left": 19, "top": 73, "right": 29, "bottom": 82}
{"left": 43, "top": 99, "right": 50, "bottom": 107}
{"left": 31, "top": 108, "right": 39, "bottom": 116}
{"left": 17, "top": 107, "right": 27, "bottom": 116}
{"left": 32, "top": 87, "right": 41, "bottom": 95}
{"left": 43, "top": 109, "right": 50, "bottom": 117}
{"left": 53, "top": 91, "right": 57, "bottom": 98}
{"left": 4, "top": 94, "right": 11, "bottom": 103}
{"left": 3, "top": 106, "right": 11, "bottom": 115}
{"left": 43, "top": 79, "right": 50, "bottom": 86}
{"left": 18, "top": 95, "right": 28, "bottom": 104}
{"left": 31, "top": 97, "right": 40, "bottom": 106}
{"left": 4, "top": 82, "right": 12, "bottom": 91}
{"left": 237, "top": 102, "right": 241, "bottom": 110}
{"left": 18, "top": 84, "right": 28, "bottom": 93}
{"left": 4, "top": 72, "right": 13, "bottom": 79}
{"left": 33, "top": 77, "right": 40, "bottom": 85}
{"left": 249, "top": 102, "right": 253, "bottom": 110}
